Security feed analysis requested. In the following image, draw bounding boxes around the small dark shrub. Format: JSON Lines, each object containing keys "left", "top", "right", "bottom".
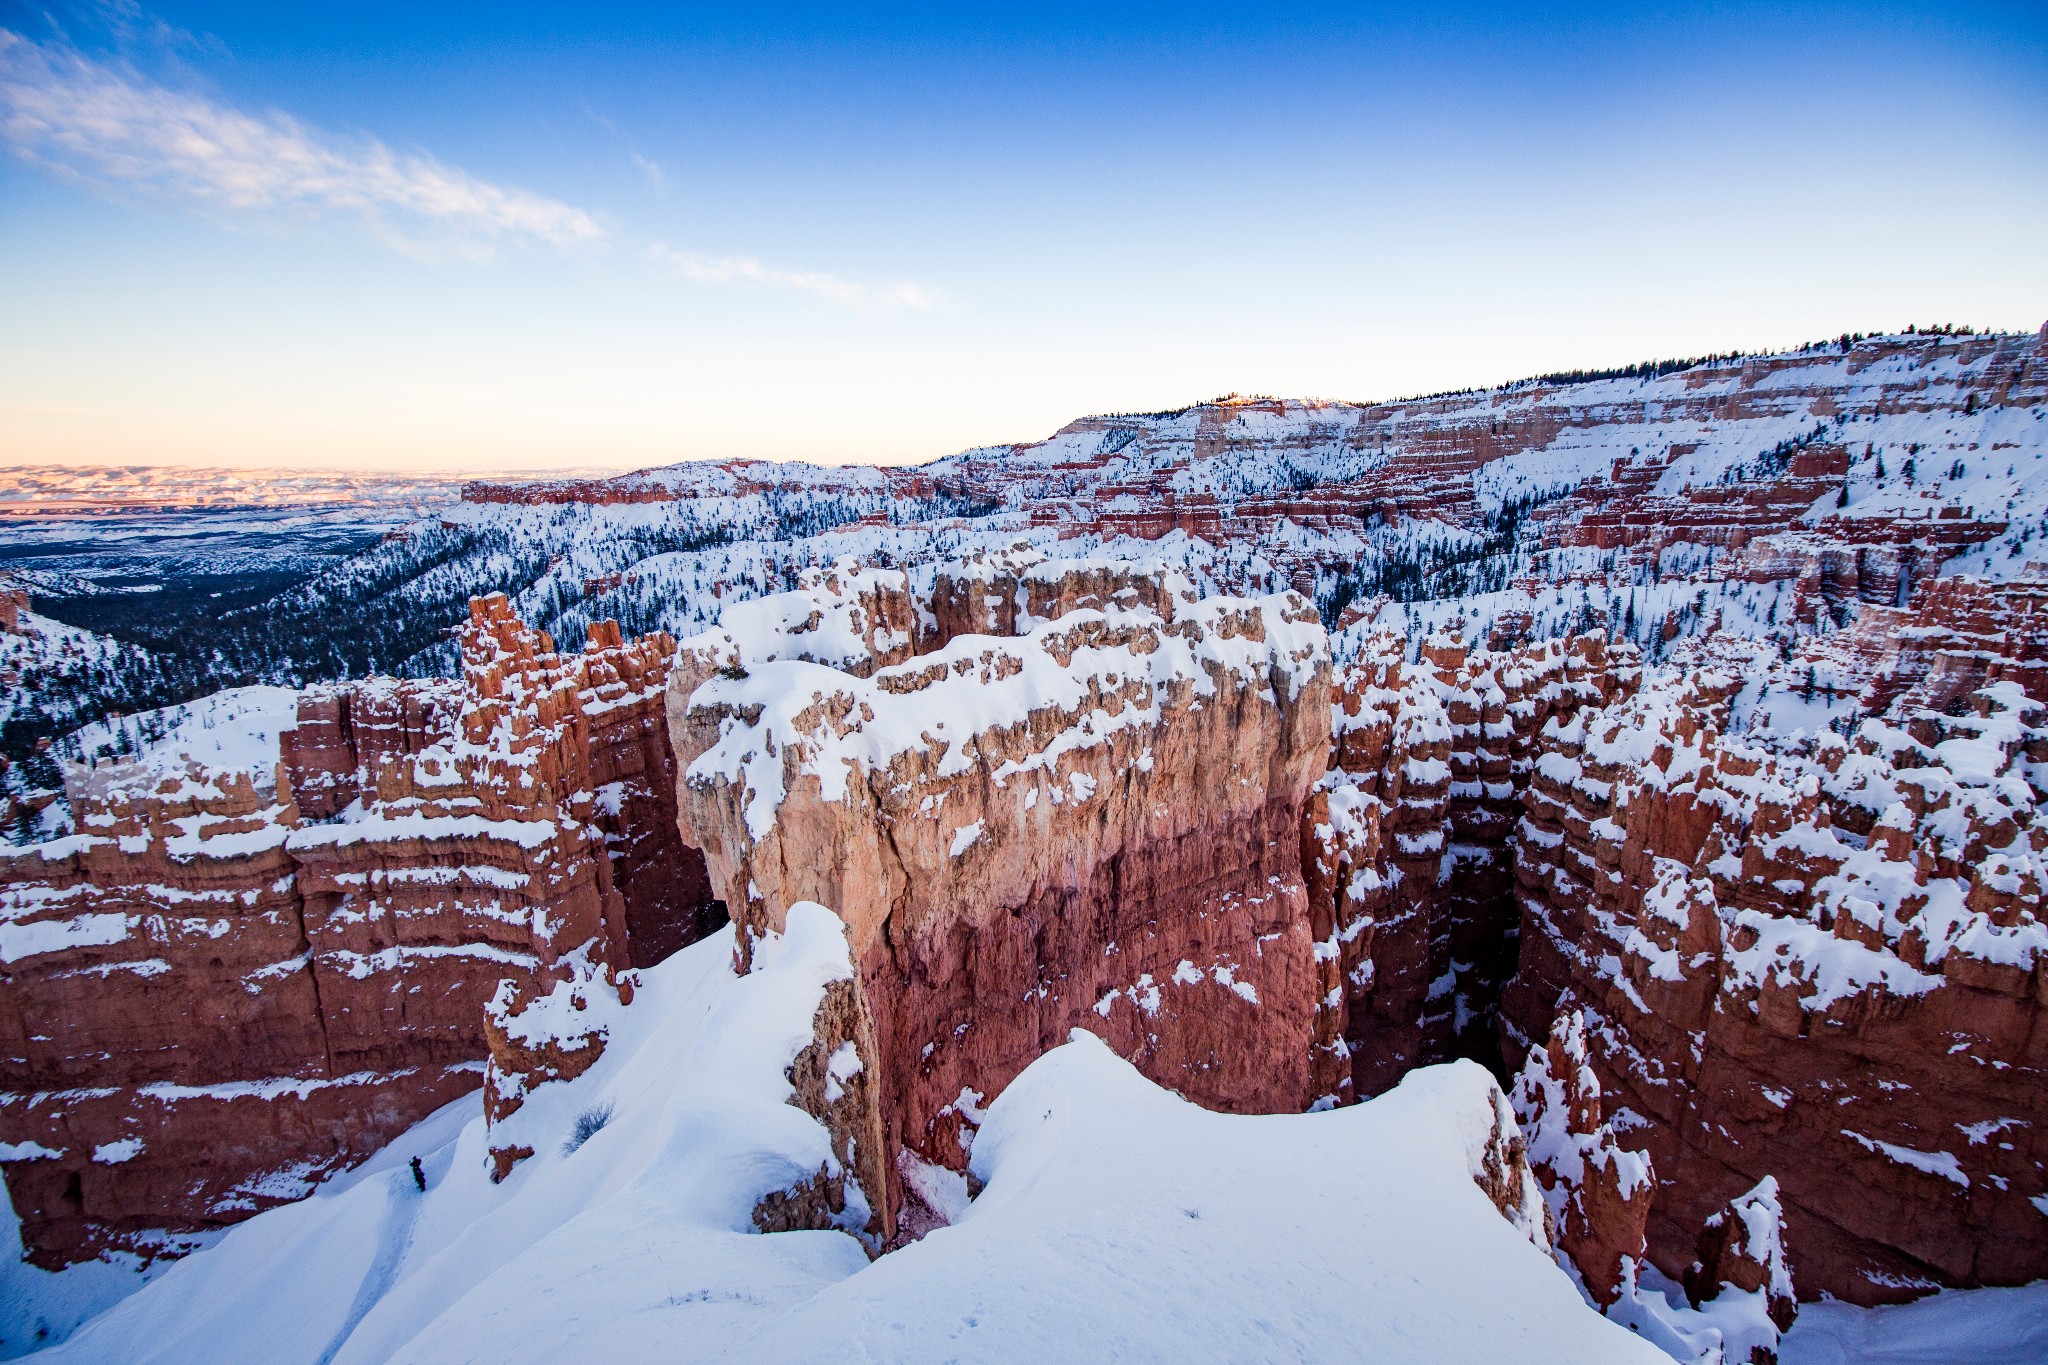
{"left": 562, "top": 1101, "right": 614, "bottom": 1155}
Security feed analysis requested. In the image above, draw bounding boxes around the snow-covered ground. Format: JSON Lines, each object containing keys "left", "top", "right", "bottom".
{"left": 0, "top": 467, "right": 485, "bottom": 583}
{"left": 0, "top": 611, "right": 127, "bottom": 741}
{"left": 0, "top": 1203, "right": 174, "bottom": 1359}
{"left": 11, "top": 912, "right": 1665, "bottom": 1365}
{"left": 15, "top": 909, "right": 2034, "bottom": 1363}
{"left": 0, "top": 467, "right": 483, "bottom": 514}
{"left": 66, "top": 685, "right": 300, "bottom": 777}
{"left": 1780, "top": 1283, "right": 2048, "bottom": 1364}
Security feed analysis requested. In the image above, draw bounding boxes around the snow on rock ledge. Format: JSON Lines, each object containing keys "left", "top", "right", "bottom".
{"left": 0, "top": 596, "right": 720, "bottom": 1266}
{"left": 1502, "top": 642, "right": 2048, "bottom": 1305}
{"left": 669, "top": 553, "right": 1334, "bottom": 1244}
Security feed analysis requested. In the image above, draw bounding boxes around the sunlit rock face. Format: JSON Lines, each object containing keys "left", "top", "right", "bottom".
{"left": 1499, "top": 602, "right": 2048, "bottom": 1305}
{"left": 0, "top": 599, "right": 720, "bottom": 1265}
{"left": 0, "top": 584, "right": 27, "bottom": 635}
{"left": 671, "top": 553, "right": 1333, "bottom": 1240}
{"left": 669, "top": 551, "right": 2048, "bottom": 1285}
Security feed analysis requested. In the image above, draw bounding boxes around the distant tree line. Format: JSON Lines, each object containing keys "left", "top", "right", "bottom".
{"left": 1313, "top": 485, "right": 1571, "bottom": 627}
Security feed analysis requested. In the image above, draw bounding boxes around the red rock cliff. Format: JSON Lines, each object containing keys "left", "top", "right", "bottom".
{"left": 1499, "top": 614, "right": 2048, "bottom": 1304}
{"left": 0, "top": 600, "right": 719, "bottom": 1265}
{"left": 670, "top": 556, "right": 1333, "bottom": 1242}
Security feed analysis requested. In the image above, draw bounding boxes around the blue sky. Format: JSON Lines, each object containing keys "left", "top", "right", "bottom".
{"left": 2, "top": 2, "right": 2044, "bottom": 470}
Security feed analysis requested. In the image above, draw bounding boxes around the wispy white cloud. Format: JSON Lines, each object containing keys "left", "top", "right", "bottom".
{"left": 0, "top": 28, "right": 602, "bottom": 253}
{"left": 0, "top": 26, "right": 942, "bottom": 303}
{"left": 630, "top": 152, "right": 667, "bottom": 193}
{"left": 647, "top": 241, "right": 938, "bottom": 311}
{"left": 63, "top": 0, "right": 222, "bottom": 62}
{"left": 579, "top": 99, "right": 667, "bottom": 196}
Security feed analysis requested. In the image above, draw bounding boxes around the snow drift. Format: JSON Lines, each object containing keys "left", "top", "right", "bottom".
{"left": 21, "top": 908, "right": 1660, "bottom": 1364}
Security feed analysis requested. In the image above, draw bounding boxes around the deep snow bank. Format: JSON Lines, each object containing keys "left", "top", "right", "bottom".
{"left": 1779, "top": 1282, "right": 2048, "bottom": 1365}
{"left": 20, "top": 907, "right": 1661, "bottom": 1365}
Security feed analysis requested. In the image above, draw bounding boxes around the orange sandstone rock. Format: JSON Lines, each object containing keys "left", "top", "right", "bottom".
{"left": 671, "top": 557, "right": 1332, "bottom": 1242}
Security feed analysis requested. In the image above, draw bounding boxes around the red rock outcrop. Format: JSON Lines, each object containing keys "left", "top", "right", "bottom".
{"left": 1512, "top": 1009, "right": 1656, "bottom": 1306}
{"left": 1517, "top": 1009, "right": 1802, "bottom": 1360}
{"left": 0, "top": 600, "right": 721, "bottom": 1265}
{"left": 278, "top": 678, "right": 461, "bottom": 821}
{"left": 1687, "top": 1177, "right": 1798, "bottom": 1346}
{"left": 1304, "top": 628, "right": 1631, "bottom": 1096}
{"left": 670, "top": 556, "right": 1333, "bottom": 1241}
{"left": 1500, "top": 631, "right": 2048, "bottom": 1304}
{"left": 0, "top": 735, "right": 490, "bottom": 1265}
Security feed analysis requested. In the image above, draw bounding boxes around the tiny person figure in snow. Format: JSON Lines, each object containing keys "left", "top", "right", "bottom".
{"left": 410, "top": 1156, "right": 425, "bottom": 1192}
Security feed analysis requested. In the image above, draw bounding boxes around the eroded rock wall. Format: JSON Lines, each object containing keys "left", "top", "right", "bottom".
{"left": 0, "top": 599, "right": 720, "bottom": 1264}
{"left": 671, "top": 558, "right": 1332, "bottom": 1240}
{"left": 1304, "top": 628, "right": 1631, "bottom": 1097}
{"left": 1500, "top": 628, "right": 2048, "bottom": 1304}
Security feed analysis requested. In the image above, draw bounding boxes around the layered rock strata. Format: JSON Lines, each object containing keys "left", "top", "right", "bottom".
{"left": 1305, "top": 628, "right": 1631, "bottom": 1098}
{"left": 0, "top": 599, "right": 717, "bottom": 1264}
{"left": 1500, "top": 642, "right": 2048, "bottom": 1303}
{"left": 1516, "top": 1008, "right": 1798, "bottom": 1363}
{"left": 466, "top": 332, "right": 2043, "bottom": 600}
{"left": 670, "top": 556, "right": 1332, "bottom": 1241}
{"left": 1513, "top": 1009, "right": 1657, "bottom": 1306}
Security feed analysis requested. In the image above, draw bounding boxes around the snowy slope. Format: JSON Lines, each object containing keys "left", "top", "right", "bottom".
{"left": 0, "top": 612, "right": 130, "bottom": 739}
{"left": 66, "top": 685, "right": 300, "bottom": 777}
{"left": 1779, "top": 1283, "right": 2048, "bottom": 1365}
{"left": 24, "top": 913, "right": 1660, "bottom": 1365}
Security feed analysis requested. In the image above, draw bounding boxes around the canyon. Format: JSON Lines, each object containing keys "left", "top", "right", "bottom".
{"left": 2, "top": 326, "right": 2046, "bottom": 1359}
